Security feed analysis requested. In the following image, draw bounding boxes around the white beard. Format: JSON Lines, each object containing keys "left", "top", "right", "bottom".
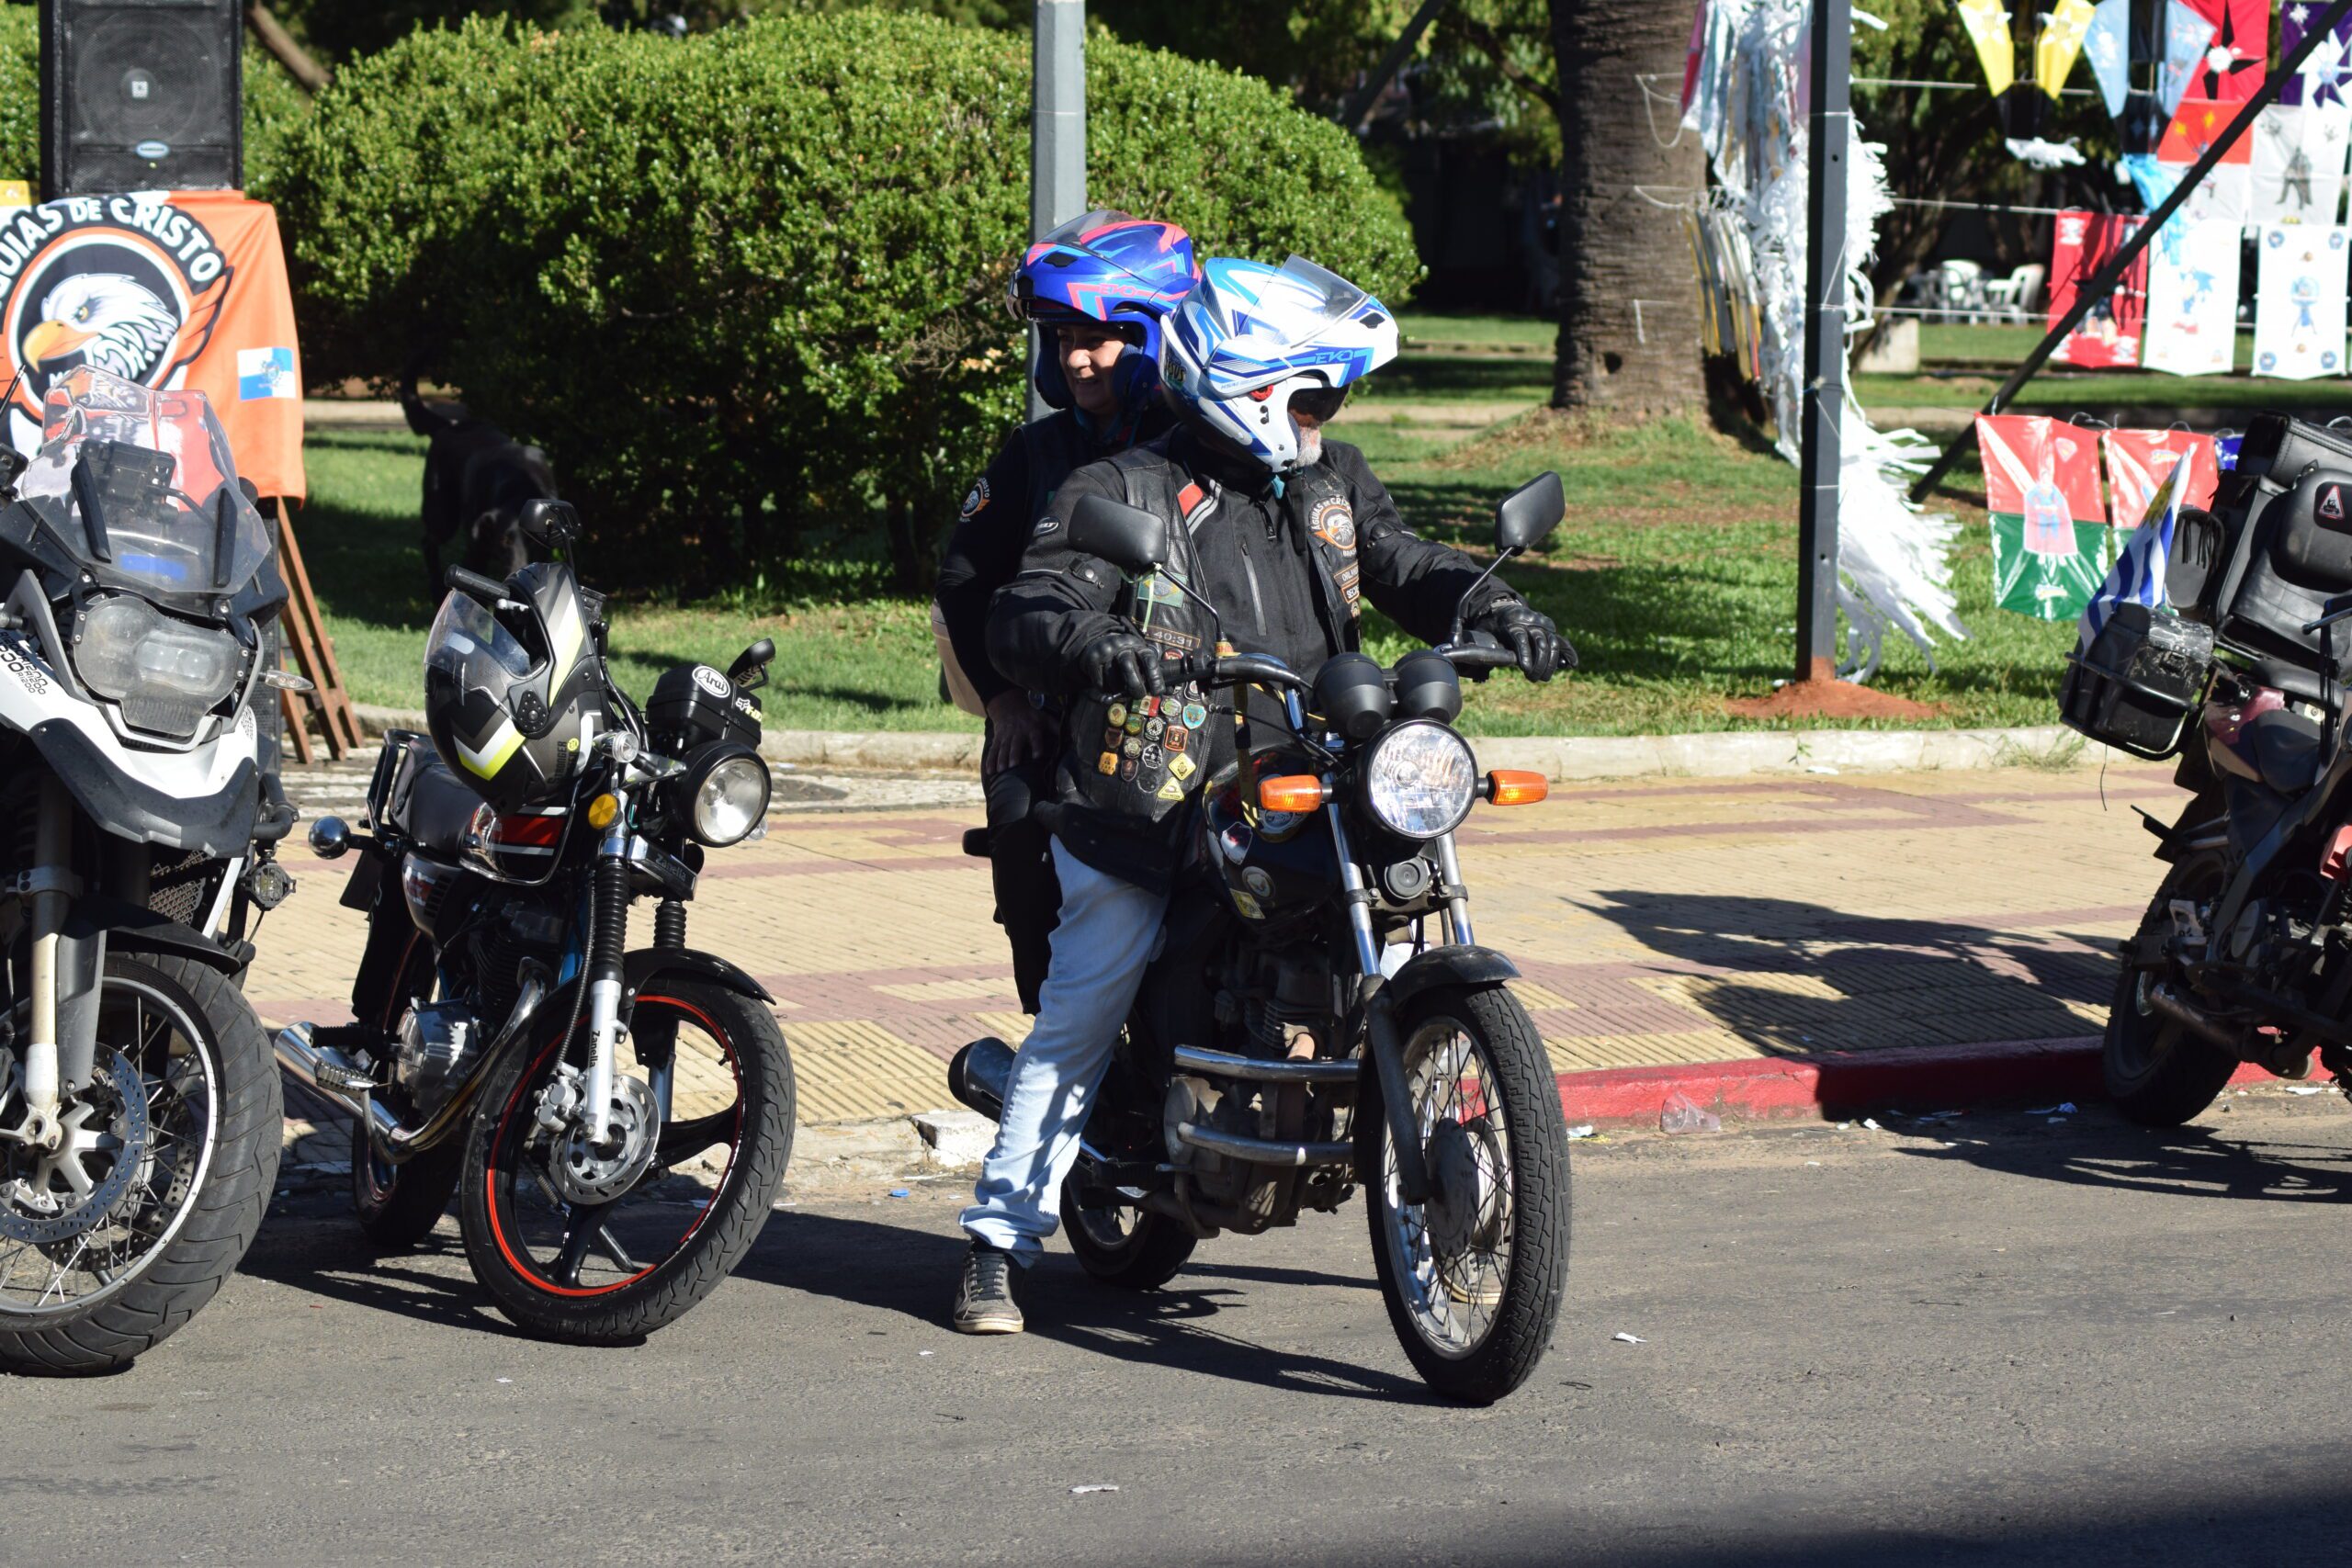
{"left": 1295, "top": 426, "right": 1323, "bottom": 468}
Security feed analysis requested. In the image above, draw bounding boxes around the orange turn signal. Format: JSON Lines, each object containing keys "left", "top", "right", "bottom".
{"left": 1485, "top": 769, "right": 1548, "bottom": 807}
{"left": 1257, "top": 774, "right": 1329, "bottom": 812}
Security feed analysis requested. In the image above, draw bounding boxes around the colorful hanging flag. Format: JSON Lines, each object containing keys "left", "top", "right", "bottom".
{"left": 2101, "top": 428, "right": 2220, "bottom": 529}
{"left": 1958, "top": 0, "right": 2017, "bottom": 97}
{"left": 1981, "top": 414, "right": 2112, "bottom": 621}
{"left": 1679, "top": 1, "right": 1708, "bottom": 118}
{"left": 2144, "top": 217, "right": 2244, "bottom": 375}
{"left": 2080, "top": 457, "right": 2195, "bottom": 645}
{"left": 2160, "top": 1, "right": 2219, "bottom": 118}
{"left": 2051, "top": 209, "right": 2149, "bottom": 367}
{"left": 2085, "top": 0, "right": 2131, "bottom": 118}
{"left": 2253, "top": 103, "right": 2352, "bottom": 223}
{"left": 2185, "top": 0, "right": 2269, "bottom": 106}
{"left": 2037, "top": 0, "right": 2100, "bottom": 98}
{"left": 2162, "top": 96, "right": 2256, "bottom": 225}
{"left": 2255, "top": 224, "right": 2351, "bottom": 378}
{"left": 2282, "top": 2, "right": 2352, "bottom": 108}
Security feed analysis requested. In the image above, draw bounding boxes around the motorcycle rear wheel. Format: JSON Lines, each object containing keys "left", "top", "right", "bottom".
{"left": 1059, "top": 1166, "right": 1195, "bottom": 1290}
{"left": 2105, "top": 852, "right": 2238, "bottom": 1127}
{"left": 458, "top": 978, "right": 793, "bottom": 1343}
{"left": 1363, "top": 983, "right": 1569, "bottom": 1405}
{"left": 352, "top": 1123, "right": 464, "bottom": 1252}
{"left": 0, "top": 954, "right": 279, "bottom": 1375}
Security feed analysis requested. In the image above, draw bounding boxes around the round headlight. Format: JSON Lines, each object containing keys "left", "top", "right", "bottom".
{"left": 1363, "top": 721, "right": 1477, "bottom": 840}
{"left": 689, "top": 748, "right": 771, "bottom": 846}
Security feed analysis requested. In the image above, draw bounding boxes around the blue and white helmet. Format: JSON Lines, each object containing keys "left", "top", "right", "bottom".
{"left": 1160, "top": 255, "right": 1399, "bottom": 475}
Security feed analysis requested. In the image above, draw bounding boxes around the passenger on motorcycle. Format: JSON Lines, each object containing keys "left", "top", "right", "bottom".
{"left": 933, "top": 211, "right": 1196, "bottom": 1015}
{"left": 949, "top": 254, "right": 1572, "bottom": 1333}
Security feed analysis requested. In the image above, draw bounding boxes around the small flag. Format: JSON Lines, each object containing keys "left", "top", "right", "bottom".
{"left": 1958, "top": 0, "right": 2017, "bottom": 96}
{"left": 2079, "top": 457, "right": 2194, "bottom": 646}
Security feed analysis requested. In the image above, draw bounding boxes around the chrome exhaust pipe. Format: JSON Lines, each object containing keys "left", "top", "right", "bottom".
{"left": 274, "top": 1022, "right": 404, "bottom": 1145}
{"left": 2146, "top": 982, "right": 2245, "bottom": 1054}
{"left": 947, "top": 1037, "right": 1016, "bottom": 1123}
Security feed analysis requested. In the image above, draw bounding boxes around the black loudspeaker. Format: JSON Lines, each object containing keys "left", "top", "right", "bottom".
{"left": 40, "top": 0, "right": 243, "bottom": 198}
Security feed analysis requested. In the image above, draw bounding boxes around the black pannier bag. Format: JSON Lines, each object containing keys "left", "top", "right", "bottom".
{"left": 2061, "top": 602, "right": 2216, "bottom": 760}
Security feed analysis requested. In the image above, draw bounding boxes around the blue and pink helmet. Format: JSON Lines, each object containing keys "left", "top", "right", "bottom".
{"left": 1008, "top": 210, "right": 1198, "bottom": 412}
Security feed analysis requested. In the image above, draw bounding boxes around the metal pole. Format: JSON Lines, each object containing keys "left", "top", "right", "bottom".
{"left": 1340, "top": 0, "right": 1456, "bottom": 134}
{"left": 1796, "top": 0, "right": 1851, "bottom": 684}
{"left": 1909, "top": 0, "right": 2352, "bottom": 502}
{"left": 1029, "top": 0, "right": 1086, "bottom": 422}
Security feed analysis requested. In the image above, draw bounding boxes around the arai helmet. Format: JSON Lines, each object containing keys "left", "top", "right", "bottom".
{"left": 1008, "top": 209, "right": 1197, "bottom": 411}
{"left": 422, "top": 561, "right": 609, "bottom": 813}
{"left": 1159, "top": 254, "right": 1399, "bottom": 474}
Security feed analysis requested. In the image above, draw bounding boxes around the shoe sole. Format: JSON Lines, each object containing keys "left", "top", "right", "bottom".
{"left": 952, "top": 1313, "right": 1024, "bottom": 1335}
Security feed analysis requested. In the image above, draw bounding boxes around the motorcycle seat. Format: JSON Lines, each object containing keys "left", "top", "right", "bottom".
{"left": 2245, "top": 707, "right": 2327, "bottom": 796}
{"left": 390, "top": 757, "right": 483, "bottom": 858}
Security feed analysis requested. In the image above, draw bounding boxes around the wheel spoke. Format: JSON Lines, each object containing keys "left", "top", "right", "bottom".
{"left": 553, "top": 1202, "right": 613, "bottom": 1288}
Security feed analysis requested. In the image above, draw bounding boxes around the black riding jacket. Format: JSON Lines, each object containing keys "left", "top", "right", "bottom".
{"left": 934, "top": 404, "right": 1175, "bottom": 709}
{"left": 986, "top": 426, "right": 1522, "bottom": 893}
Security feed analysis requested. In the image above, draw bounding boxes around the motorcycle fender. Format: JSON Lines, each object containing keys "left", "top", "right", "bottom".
{"left": 620, "top": 948, "right": 775, "bottom": 1009}
{"left": 1382, "top": 944, "right": 1521, "bottom": 1012}
{"left": 65, "top": 897, "right": 244, "bottom": 976}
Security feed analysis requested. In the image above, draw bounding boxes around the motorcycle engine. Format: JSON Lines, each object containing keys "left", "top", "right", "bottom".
{"left": 392, "top": 1000, "right": 483, "bottom": 1116}
{"left": 2226, "top": 897, "right": 2315, "bottom": 971}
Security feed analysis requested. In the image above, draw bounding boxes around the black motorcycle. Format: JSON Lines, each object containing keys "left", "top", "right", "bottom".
{"left": 277, "top": 501, "right": 794, "bottom": 1341}
{"left": 952, "top": 475, "right": 1572, "bottom": 1404}
{"left": 2066, "top": 414, "right": 2352, "bottom": 1121}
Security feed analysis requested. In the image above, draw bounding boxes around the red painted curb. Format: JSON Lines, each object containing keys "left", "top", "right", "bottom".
{"left": 1557, "top": 1038, "right": 2299, "bottom": 1127}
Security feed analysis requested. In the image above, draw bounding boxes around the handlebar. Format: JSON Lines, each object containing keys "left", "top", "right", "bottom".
{"left": 1442, "top": 643, "right": 1522, "bottom": 673}
{"left": 1166, "top": 650, "right": 1310, "bottom": 692}
{"left": 446, "top": 565, "right": 510, "bottom": 605}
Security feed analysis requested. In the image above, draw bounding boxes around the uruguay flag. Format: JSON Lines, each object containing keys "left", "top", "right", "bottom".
{"left": 2078, "top": 455, "right": 2193, "bottom": 648}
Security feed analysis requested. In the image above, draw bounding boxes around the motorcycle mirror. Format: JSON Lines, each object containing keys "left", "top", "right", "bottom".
{"left": 517, "top": 497, "right": 582, "bottom": 549}
{"left": 728, "top": 637, "right": 776, "bottom": 689}
{"left": 1494, "top": 471, "right": 1564, "bottom": 555}
{"left": 1069, "top": 494, "right": 1169, "bottom": 576}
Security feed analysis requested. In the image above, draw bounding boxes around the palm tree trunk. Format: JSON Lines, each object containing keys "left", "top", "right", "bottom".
{"left": 1547, "top": 0, "right": 1706, "bottom": 416}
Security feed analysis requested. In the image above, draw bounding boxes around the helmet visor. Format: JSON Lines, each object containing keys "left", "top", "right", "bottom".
{"left": 1193, "top": 256, "right": 1377, "bottom": 399}
{"left": 425, "top": 591, "right": 533, "bottom": 683}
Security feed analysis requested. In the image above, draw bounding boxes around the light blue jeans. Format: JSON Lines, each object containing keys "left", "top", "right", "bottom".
{"left": 962, "top": 839, "right": 1169, "bottom": 1263}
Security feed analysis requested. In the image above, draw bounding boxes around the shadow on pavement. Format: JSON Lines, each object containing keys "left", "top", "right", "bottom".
{"left": 1894, "top": 1108, "right": 2352, "bottom": 1205}
{"left": 1577, "top": 888, "right": 2114, "bottom": 1057}
{"left": 738, "top": 1207, "right": 1435, "bottom": 1404}
{"left": 238, "top": 1212, "right": 526, "bottom": 1340}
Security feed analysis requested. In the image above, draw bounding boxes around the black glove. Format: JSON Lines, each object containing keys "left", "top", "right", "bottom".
{"left": 1076, "top": 628, "right": 1166, "bottom": 700}
{"left": 1474, "top": 600, "right": 1574, "bottom": 682}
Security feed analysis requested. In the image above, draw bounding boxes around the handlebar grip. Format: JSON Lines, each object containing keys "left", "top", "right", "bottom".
{"left": 446, "top": 566, "right": 509, "bottom": 604}
{"left": 1444, "top": 644, "right": 1522, "bottom": 672}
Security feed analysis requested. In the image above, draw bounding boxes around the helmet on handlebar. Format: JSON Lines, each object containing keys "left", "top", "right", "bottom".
{"left": 1009, "top": 210, "right": 1198, "bottom": 412}
{"left": 1159, "top": 254, "right": 1399, "bottom": 476}
{"left": 422, "top": 562, "right": 611, "bottom": 815}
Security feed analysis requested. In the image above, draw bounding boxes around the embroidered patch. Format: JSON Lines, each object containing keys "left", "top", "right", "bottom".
{"left": 1123, "top": 735, "right": 1144, "bottom": 757}
{"left": 1141, "top": 743, "right": 1164, "bottom": 770}
{"left": 1107, "top": 702, "right": 1127, "bottom": 726}
{"left": 960, "top": 478, "right": 991, "bottom": 521}
{"left": 1156, "top": 777, "right": 1186, "bottom": 802}
{"left": 1169, "top": 752, "right": 1196, "bottom": 781}
{"left": 1181, "top": 702, "right": 1208, "bottom": 728}
{"left": 1231, "top": 889, "right": 1264, "bottom": 920}
{"left": 1097, "top": 750, "right": 1119, "bottom": 774}
{"left": 1103, "top": 727, "right": 1125, "bottom": 750}
{"left": 1146, "top": 716, "right": 1166, "bottom": 740}
{"left": 1141, "top": 624, "right": 1202, "bottom": 653}
{"left": 1033, "top": 513, "right": 1060, "bottom": 536}
{"left": 1121, "top": 758, "right": 1138, "bottom": 779}
{"left": 1242, "top": 866, "right": 1275, "bottom": 898}
{"left": 1136, "top": 572, "right": 1183, "bottom": 606}
{"left": 1309, "top": 495, "right": 1357, "bottom": 551}
{"left": 1141, "top": 696, "right": 1160, "bottom": 717}
{"left": 1163, "top": 726, "right": 1188, "bottom": 753}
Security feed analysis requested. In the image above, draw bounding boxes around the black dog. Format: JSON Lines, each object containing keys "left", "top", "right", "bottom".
{"left": 400, "top": 365, "right": 560, "bottom": 600}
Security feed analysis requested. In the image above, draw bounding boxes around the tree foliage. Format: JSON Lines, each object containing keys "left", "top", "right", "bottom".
{"left": 273, "top": 12, "right": 1417, "bottom": 593}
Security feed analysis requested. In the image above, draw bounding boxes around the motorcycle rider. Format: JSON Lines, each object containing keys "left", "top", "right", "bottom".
{"left": 933, "top": 211, "right": 1197, "bottom": 1014}
{"left": 949, "top": 254, "right": 1572, "bottom": 1333}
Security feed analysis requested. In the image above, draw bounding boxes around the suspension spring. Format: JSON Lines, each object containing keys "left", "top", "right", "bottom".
{"left": 589, "top": 856, "right": 629, "bottom": 983}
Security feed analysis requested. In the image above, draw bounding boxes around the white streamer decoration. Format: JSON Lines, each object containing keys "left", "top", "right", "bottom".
{"left": 1683, "top": 0, "right": 1966, "bottom": 678}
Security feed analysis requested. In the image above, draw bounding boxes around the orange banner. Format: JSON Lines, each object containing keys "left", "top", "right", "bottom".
{"left": 0, "top": 190, "right": 303, "bottom": 500}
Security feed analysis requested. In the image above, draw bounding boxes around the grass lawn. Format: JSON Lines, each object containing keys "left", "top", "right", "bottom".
{"left": 296, "top": 321, "right": 2083, "bottom": 738}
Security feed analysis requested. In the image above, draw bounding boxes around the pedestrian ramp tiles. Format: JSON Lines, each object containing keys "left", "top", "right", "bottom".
{"left": 784, "top": 1018, "right": 962, "bottom": 1123}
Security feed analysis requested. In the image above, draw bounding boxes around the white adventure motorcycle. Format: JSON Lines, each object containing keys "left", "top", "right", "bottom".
{"left": 0, "top": 368, "right": 298, "bottom": 1374}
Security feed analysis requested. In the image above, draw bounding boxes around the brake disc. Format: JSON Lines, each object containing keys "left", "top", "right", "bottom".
{"left": 0, "top": 1052, "right": 151, "bottom": 1246}
{"left": 544, "top": 1074, "right": 662, "bottom": 1207}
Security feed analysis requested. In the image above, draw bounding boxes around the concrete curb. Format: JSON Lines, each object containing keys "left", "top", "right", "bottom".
{"left": 1555, "top": 1038, "right": 2287, "bottom": 1129}
{"left": 351, "top": 703, "right": 2114, "bottom": 783}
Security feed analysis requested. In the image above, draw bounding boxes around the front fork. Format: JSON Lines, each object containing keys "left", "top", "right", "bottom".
{"left": 14, "top": 776, "right": 75, "bottom": 1149}
{"left": 580, "top": 825, "right": 632, "bottom": 1145}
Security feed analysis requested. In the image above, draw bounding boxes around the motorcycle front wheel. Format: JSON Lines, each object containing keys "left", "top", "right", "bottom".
{"left": 2105, "top": 851, "right": 2239, "bottom": 1127}
{"left": 1362, "top": 983, "right": 1569, "bottom": 1405}
{"left": 458, "top": 977, "right": 794, "bottom": 1342}
{"left": 0, "top": 954, "right": 280, "bottom": 1375}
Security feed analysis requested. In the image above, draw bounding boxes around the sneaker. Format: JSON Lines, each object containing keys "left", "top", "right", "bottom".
{"left": 951, "top": 1241, "right": 1023, "bottom": 1335}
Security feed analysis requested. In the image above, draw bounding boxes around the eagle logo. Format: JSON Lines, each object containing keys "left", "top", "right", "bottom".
{"left": 21, "top": 273, "right": 180, "bottom": 382}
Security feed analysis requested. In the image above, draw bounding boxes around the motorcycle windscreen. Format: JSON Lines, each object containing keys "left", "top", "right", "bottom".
{"left": 12, "top": 366, "right": 276, "bottom": 601}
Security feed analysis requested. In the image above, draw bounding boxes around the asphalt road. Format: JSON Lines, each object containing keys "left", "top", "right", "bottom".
{"left": 9, "top": 1095, "right": 2350, "bottom": 1568}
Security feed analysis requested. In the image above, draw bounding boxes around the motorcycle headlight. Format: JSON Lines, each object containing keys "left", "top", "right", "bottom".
{"left": 73, "top": 594, "right": 245, "bottom": 738}
{"left": 685, "top": 744, "right": 771, "bottom": 847}
{"left": 1362, "top": 720, "right": 1477, "bottom": 840}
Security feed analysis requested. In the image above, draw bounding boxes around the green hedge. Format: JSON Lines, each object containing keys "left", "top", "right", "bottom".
{"left": 272, "top": 12, "right": 1420, "bottom": 593}
{"left": 0, "top": 11, "right": 310, "bottom": 194}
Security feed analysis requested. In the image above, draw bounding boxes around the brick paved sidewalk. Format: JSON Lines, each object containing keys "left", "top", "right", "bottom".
{"left": 248, "top": 762, "right": 2182, "bottom": 1136}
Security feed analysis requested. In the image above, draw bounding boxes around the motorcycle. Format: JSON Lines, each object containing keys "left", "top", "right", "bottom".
{"left": 0, "top": 368, "right": 300, "bottom": 1374}
{"left": 277, "top": 502, "right": 795, "bottom": 1341}
{"left": 950, "top": 474, "right": 1573, "bottom": 1404}
{"left": 2067, "top": 413, "right": 2352, "bottom": 1122}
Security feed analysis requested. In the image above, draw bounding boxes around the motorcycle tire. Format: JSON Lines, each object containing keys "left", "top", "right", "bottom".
{"left": 1362, "top": 983, "right": 1569, "bottom": 1406}
{"left": 2105, "top": 853, "right": 2238, "bottom": 1127}
{"left": 1058, "top": 1165, "right": 1196, "bottom": 1290}
{"left": 0, "top": 954, "right": 280, "bottom": 1376}
{"left": 457, "top": 977, "right": 793, "bottom": 1343}
{"left": 351, "top": 1125, "right": 464, "bottom": 1252}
